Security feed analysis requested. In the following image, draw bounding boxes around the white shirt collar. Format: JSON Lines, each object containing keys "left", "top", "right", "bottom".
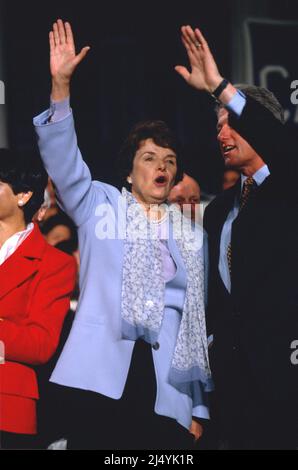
{"left": 0, "top": 223, "right": 34, "bottom": 266}
{"left": 241, "top": 164, "right": 270, "bottom": 188}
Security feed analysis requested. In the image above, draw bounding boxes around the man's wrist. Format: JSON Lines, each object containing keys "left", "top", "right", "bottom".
{"left": 207, "top": 75, "right": 224, "bottom": 94}
{"left": 217, "top": 83, "right": 238, "bottom": 105}
{"left": 208, "top": 79, "right": 238, "bottom": 106}
{"left": 210, "top": 78, "right": 229, "bottom": 99}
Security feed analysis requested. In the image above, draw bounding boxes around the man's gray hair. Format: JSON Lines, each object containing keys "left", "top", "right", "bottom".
{"left": 234, "top": 84, "right": 285, "bottom": 124}
{"left": 215, "top": 84, "right": 285, "bottom": 124}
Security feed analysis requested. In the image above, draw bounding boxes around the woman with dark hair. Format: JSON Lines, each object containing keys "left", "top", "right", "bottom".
{"left": 33, "top": 20, "right": 212, "bottom": 450}
{"left": 0, "top": 149, "right": 76, "bottom": 449}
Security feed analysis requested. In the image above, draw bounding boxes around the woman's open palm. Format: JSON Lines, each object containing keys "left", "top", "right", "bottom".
{"left": 50, "top": 19, "right": 90, "bottom": 82}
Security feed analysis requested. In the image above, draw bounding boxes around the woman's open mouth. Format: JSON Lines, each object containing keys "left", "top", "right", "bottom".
{"left": 154, "top": 175, "right": 168, "bottom": 187}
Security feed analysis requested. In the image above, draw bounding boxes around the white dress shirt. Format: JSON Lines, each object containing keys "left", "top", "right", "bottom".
{"left": 219, "top": 166, "right": 270, "bottom": 293}
{"left": 0, "top": 223, "right": 34, "bottom": 266}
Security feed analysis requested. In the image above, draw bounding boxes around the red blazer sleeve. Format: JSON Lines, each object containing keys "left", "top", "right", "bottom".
{"left": 0, "top": 255, "right": 76, "bottom": 365}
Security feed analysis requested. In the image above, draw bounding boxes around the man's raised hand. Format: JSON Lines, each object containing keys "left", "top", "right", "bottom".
{"left": 175, "top": 26, "right": 223, "bottom": 93}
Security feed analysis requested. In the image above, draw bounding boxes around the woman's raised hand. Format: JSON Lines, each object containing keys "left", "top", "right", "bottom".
{"left": 50, "top": 19, "right": 90, "bottom": 100}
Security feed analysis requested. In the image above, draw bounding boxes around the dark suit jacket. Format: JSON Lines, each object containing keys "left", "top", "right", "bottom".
{"left": 0, "top": 224, "right": 76, "bottom": 434}
{"left": 204, "top": 96, "right": 298, "bottom": 445}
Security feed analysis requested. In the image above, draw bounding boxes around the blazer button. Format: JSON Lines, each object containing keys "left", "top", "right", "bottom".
{"left": 152, "top": 342, "right": 160, "bottom": 351}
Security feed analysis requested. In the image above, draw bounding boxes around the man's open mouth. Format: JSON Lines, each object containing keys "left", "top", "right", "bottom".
{"left": 223, "top": 145, "right": 236, "bottom": 156}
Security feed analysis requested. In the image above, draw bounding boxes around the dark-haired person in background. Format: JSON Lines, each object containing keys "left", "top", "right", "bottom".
{"left": 168, "top": 173, "right": 201, "bottom": 222}
{"left": 41, "top": 211, "right": 78, "bottom": 253}
{"left": 33, "top": 20, "right": 212, "bottom": 450}
{"left": 222, "top": 169, "right": 240, "bottom": 191}
{"left": 176, "top": 25, "right": 298, "bottom": 449}
{"left": 0, "top": 149, "right": 76, "bottom": 449}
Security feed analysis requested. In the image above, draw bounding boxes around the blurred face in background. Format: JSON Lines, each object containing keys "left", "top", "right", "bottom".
{"left": 222, "top": 169, "right": 240, "bottom": 191}
{"left": 168, "top": 173, "right": 200, "bottom": 221}
{"left": 45, "top": 224, "right": 71, "bottom": 246}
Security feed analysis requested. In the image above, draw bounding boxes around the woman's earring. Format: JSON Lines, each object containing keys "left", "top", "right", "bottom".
{"left": 127, "top": 178, "right": 132, "bottom": 185}
{"left": 18, "top": 200, "right": 24, "bottom": 207}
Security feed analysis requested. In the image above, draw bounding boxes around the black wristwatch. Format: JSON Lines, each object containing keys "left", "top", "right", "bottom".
{"left": 210, "top": 78, "right": 229, "bottom": 101}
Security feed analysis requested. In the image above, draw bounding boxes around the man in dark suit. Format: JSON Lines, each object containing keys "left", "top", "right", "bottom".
{"left": 176, "top": 25, "right": 298, "bottom": 449}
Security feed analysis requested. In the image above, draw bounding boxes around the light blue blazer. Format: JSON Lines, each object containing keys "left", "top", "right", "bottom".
{"left": 34, "top": 110, "right": 209, "bottom": 430}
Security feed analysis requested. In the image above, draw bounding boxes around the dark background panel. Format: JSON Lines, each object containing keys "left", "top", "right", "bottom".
{"left": 3, "top": 0, "right": 298, "bottom": 194}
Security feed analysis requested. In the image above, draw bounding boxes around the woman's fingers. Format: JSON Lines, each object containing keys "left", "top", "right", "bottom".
{"left": 189, "top": 420, "right": 203, "bottom": 441}
{"left": 57, "top": 18, "right": 66, "bottom": 45}
{"left": 53, "top": 22, "right": 60, "bottom": 47}
{"left": 65, "top": 21, "right": 75, "bottom": 47}
{"left": 51, "top": 20, "right": 76, "bottom": 50}
{"left": 49, "top": 31, "right": 55, "bottom": 53}
{"left": 73, "top": 46, "right": 91, "bottom": 66}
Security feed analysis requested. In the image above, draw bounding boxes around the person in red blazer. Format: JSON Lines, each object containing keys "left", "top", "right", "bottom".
{"left": 0, "top": 149, "right": 76, "bottom": 449}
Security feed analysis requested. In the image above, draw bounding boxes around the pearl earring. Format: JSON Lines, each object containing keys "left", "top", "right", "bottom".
{"left": 18, "top": 201, "right": 24, "bottom": 207}
{"left": 127, "top": 178, "right": 132, "bottom": 185}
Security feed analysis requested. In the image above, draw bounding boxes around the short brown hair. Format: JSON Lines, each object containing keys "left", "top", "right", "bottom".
{"left": 118, "top": 120, "right": 184, "bottom": 189}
